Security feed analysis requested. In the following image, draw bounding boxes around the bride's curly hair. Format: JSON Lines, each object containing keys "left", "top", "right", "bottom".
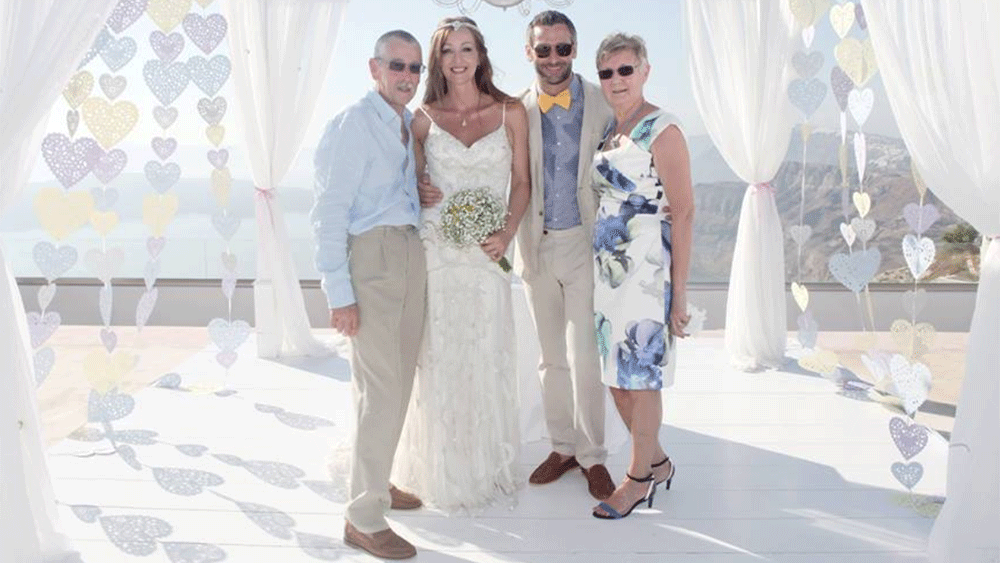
{"left": 424, "top": 16, "right": 512, "bottom": 105}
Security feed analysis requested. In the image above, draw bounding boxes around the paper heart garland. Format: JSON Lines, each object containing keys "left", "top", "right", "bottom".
{"left": 902, "top": 234, "right": 935, "bottom": 280}
{"left": 136, "top": 288, "right": 159, "bottom": 330}
{"left": 150, "top": 30, "right": 185, "bottom": 63}
{"left": 889, "top": 416, "right": 928, "bottom": 461}
{"left": 220, "top": 251, "right": 238, "bottom": 272}
{"left": 788, "top": 78, "right": 827, "bottom": 118}
{"left": 903, "top": 203, "right": 940, "bottom": 236}
{"left": 788, "top": 0, "right": 829, "bottom": 27}
{"left": 798, "top": 349, "right": 838, "bottom": 375}
{"left": 890, "top": 319, "right": 936, "bottom": 358}
{"left": 206, "top": 124, "right": 225, "bottom": 146}
{"left": 852, "top": 191, "right": 871, "bottom": 218}
{"left": 847, "top": 88, "right": 873, "bottom": 126}
{"left": 63, "top": 71, "right": 93, "bottom": 109}
{"left": 153, "top": 105, "right": 179, "bottom": 129}
{"left": 80, "top": 98, "right": 138, "bottom": 149}
{"left": 834, "top": 37, "right": 878, "bottom": 87}
{"left": 147, "top": 236, "right": 166, "bottom": 259}
{"left": 791, "top": 282, "right": 809, "bottom": 312}
{"left": 34, "top": 347, "right": 55, "bottom": 386}
{"left": 801, "top": 26, "right": 815, "bottom": 49}
{"left": 144, "top": 161, "right": 181, "bottom": 194}
{"left": 87, "top": 389, "right": 135, "bottom": 422}
{"left": 99, "top": 35, "right": 136, "bottom": 72}
{"left": 197, "top": 96, "right": 227, "bottom": 125}
{"left": 66, "top": 110, "right": 79, "bottom": 136}
{"left": 84, "top": 247, "right": 125, "bottom": 284}
{"left": 147, "top": 0, "right": 192, "bottom": 32}
{"left": 796, "top": 311, "right": 818, "bottom": 349}
{"left": 789, "top": 225, "right": 812, "bottom": 247}
{"left": 106, "top": 0, "right": 148, "bottom": 33}
{"left": 211, "top": 211, "right": 240, "bottom": 240}
{"left": 99, "top": 515, "right": 171, "bottom": 556}
{"left": 142, "top": 193, "right": 179, "bottom": 236}
{"left": 151, "top": 136, "right": 177, "bottom": 160}
{"left": 93, "top": 149, "right": 127, "bottom": 184}
{"left": 791, "top": 51, "right": 824, "bottom": 79}
{"left": 828, "top": 248, "right": 880, "bottom": 293}
{"left": 100, "top": 328, "right": 117, "bottom": 353}
{"left": 839, "top": 222, "right": 856, "bottom": 246}
{"left": 888, "top": 354, "right": 931, "bottom": 416}
{"left": 211, "top": 168, "right": 231, "bottom": 207}
{"left": 830, "top": 66, "right": 853, "bottom": 112}
{"left": 829, "top": 2, "right": 856, "bottom": 38}
{"left": 853, "top": 132, "right": 867, "bottom": 184}
{"left": 143, "top": 260, "right": 160, "bottom": 290}
{"left": 89, "top": 210, "right": 119, "bottom": 236}
{"left": 41, "top": 134, "right": 102, "bottom": 189}
{"left": 850, "top": 217, "right": 876, "bottom": 243}
{"left": 207, "top": 148, "right": 229, "bottom": 169}
{"left": 37, "top": 283, "right": 57, "bottom": 311}
{"left": 143, "top": 60, "right": 190, "bottom": 107}
{"left": 27, "top": 311, "right": 61, "bottom": 348}
{"left": 99, "top": 284, "right": 113, "bottom": 327}
{"left": 187, "top": 55, "right": 231, "bottom": 97}
{"left": 34, "top": 187, "right": 94, "bottom": 240}
{"left": 208, "top": 318, "right": 251, "bottom": 352}
{"left": 891, "top": 461, "right": 923, "bottom": 490}
{"left": 83, "top": 349, "right": 138, "bottom": 394}
{"left": 183, "top": 13, "right": 228, "bottom": 55}
{"left": 33, "top": 241, "right": 78, "bottom": 280}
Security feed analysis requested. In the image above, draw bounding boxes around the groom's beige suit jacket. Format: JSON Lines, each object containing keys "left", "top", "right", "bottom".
{"left": 514, "top": 75, "right": 612, "bottom": 279}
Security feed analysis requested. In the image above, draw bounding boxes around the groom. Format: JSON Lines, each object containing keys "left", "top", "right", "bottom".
{"left": 312, "top": 30, "right": 426, "bottom": 560}
{"left": 517, "top": 11, "right": 614, "bottom": 499}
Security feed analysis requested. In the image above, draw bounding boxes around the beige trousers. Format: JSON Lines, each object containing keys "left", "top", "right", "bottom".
{"left": 345, "top": 226, "right": 426, "bottom": 534}
{"left": 524, "top": 225, "right": 606, "bottom": 468}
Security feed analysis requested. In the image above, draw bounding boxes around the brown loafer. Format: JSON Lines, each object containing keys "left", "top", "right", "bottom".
{"left": 344, "top": 521, "right": 416, "bottom": 559}
{"left": 581, "top": 463, "right": 615, "bottom": 500}
{"left": 529, "top": 452, "right": 579, "bottom": 484}
{"left": 389, "top": 484, "right": 422, "bottom": 510}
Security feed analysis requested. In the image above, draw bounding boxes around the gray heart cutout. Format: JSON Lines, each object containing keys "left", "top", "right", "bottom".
{"left": 162, "top": 542, "right": 226, "bottom": 563}
{"left": 71, "top": 504, "right": 102, "bottom": 523}
{"left": 295, "top": 532, "right": 340, "bottom": 561}
{"left": 889, "top": 416, "right": 928, "bottom": 461}
{"left": 33, "top": 242, "right": 77, "bottom": 280}
{"left": 152, "top": 467, "right": 224, "bottom": 496}
{"left": 302, "top": 480, "right": 347, "bottom": 503}
{"left": 232, "top": 499, "right": 296, "bottom": 539}
{"left": 891, "top": 461, "right": 924, "bottom": 490}
{"left": 87, "top": 389, "right": 135, "bottom": 422}
{"left": 34, "top": 347, "right": 55, "bottom": 387}
{"left": 176, "top": 444, "right": 208, "bottom": 457}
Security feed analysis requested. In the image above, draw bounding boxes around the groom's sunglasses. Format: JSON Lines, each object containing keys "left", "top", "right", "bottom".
{"left": 598, "top": 64, "right": 638, "bottom": 80}
{"left": 533, "top": 42, "right": 573, "bottom": 58}
{"left": 380, "top": 58, "right": 425, "bottom": 75}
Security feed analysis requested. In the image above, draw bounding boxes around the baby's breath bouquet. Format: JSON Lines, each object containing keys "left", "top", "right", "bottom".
{"left": 439, "top": 187, "right": 511, "bottom": 272}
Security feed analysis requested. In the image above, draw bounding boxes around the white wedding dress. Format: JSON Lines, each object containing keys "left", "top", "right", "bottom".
{"left": 391, "top": 107, "right": 522, "bottom": 513}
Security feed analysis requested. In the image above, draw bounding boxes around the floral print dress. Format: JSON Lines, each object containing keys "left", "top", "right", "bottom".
{"left": 592, "top": 110, "right": 679, "bottom": 390}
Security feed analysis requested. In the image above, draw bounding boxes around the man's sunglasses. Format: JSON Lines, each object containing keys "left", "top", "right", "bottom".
{"left": 533, "top": 43, "right": 573, "bottom": 58}
{"left": 380, "top": 58, "right": 425, "bottom": 75}
{"left": 598, "top": 64, "right": 638, "bottom": 80}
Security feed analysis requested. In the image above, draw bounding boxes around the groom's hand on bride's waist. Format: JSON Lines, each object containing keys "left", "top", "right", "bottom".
{"left": 418, "top": 174, "right": 443, "bottom": 207}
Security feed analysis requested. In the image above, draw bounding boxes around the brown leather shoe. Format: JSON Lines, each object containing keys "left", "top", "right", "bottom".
{"left": 529, "top": 452, "right": 579, "bottom": 484}
{"left": 581, "top": 463, "right": 615, "bottom": 500}
{"left": 389, "top": 484, "right": 422, "bottom": 510}
{"left": 344, "top": 521, "right": 416, "bottom": 559}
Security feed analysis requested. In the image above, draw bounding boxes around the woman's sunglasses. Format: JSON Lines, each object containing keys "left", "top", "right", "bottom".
{"left": 533, "top": 43, "right": 573, "bottom": 58}
{"left": 598, "top": 64, "right": 638, "bottom": 80}
{"left": 380, "top": 58, "right": 426, "bottom": 75}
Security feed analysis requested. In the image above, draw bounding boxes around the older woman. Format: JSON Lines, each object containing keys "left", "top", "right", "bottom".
{"left": 589, "top": 33, "right": 694, "bottom": 519}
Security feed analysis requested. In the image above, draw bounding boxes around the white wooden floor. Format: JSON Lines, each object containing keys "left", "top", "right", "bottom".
{"left": 47, "top": 333, "right": 948, "bottom": 563}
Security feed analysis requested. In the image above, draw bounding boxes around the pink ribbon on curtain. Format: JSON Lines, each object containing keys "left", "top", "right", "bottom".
{"left": 750, "top": 182, "right": 775, "bottom": 223}
{"left": 255, "top": 186, "right": 276, "bottom": 229}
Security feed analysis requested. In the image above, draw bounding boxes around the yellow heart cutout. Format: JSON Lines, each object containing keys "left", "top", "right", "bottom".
{"left": 798, "top": 349, "right": 839, "bottom": 375}
{"left": 84, "top": 350, "right": 138, "bottom": 394}
{"left": 791, "top": 282, "right": 809, "bottom": 312}
{"left": 211, "top": 168, "right": 232, "bottom": 207}
{"left": 852, "top": 191, "right": 871, "bottom": 218}
{"left": 142, "top": 193, "right": 179, "bottom": 237}
{"left": 146, "top": 0, "right": 192, "bottom": 32}
{"left": 890, "top": 319, "right": 936, "bottom": 359}
{"left": 63, "top": 71, "right": 93, "bottom": 109}
{"left": 829, "top": 2, "right": 856, "bottom": 39}
{"left": 34, "top": 187, "right": 94, "bottom": 240}
{"left": 834, "top": 37, "right": 878, "bottom": 87}
{"left": 788, "top": 0, "right": 829, "bottom": 27}
{"left": 90, "top": 210, "right": 119, "bottom": 236}
{"left": 81, "top": 98, "right": 138, "bottom": 149}
{"left": 206, "top": 124, "right": 226, "bottom": 147}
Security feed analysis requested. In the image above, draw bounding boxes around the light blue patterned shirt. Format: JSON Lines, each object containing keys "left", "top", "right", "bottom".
{"left": 311, "top": 90, "right": 420, "bottom": 309}
{"left": 541, "top": 74, "right": 584, "bottom": 230}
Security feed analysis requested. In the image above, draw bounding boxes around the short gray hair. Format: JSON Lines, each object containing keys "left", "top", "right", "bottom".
{"left": 373, "top": 30, "right": 419, "bottom": 59}
{"left": 595, "top": 32, "right": 648, "bottom": 68}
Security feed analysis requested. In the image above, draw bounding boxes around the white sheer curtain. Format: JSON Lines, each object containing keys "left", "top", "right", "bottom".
{"left": 0, "top": 3, "right": 118, "bottom": 561}
{"left": 685, "top": 0, "right": 797, "bottom": 370}
{"left": 224, "top": 0, "right": 347, "bottom": 358}
{"left": 864, "top": 3, "right": 999, "bottom": 561}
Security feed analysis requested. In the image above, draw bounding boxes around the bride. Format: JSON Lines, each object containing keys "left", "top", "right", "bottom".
{"left": 391, "top": 16, "right": 531, "bottom": 512}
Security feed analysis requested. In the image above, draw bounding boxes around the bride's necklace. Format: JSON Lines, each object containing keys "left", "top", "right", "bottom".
{"left": 455, "top": 91, "right": 482, "bottom": 128}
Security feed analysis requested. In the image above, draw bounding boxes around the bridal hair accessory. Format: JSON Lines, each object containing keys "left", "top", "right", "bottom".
{"left": 439, "top": 20, "right": 479, "bottom": 33}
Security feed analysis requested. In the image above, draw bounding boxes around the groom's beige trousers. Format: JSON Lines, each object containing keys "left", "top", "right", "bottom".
{"left": 524, "top": 225, "right": 606, "bottom": 468}
{"left": 345, "top": 225, "right": 426, "bottom": 534}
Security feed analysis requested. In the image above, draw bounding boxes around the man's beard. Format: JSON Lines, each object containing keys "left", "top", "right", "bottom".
{"left": 536, "top": 62, "right": 572, "bottom": 85}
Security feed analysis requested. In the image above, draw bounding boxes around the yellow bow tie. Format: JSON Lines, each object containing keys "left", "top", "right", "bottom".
{"left": 538, "top": 89, "right": 571, "bottom": 112}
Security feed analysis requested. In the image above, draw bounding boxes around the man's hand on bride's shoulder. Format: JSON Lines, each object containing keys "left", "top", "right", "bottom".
{"left": 418, "top": 174, "right": 443, "bottom": 207}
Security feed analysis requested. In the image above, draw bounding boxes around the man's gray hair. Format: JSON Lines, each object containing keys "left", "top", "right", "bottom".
{"left": 595, "top": 32, "right": 648, "bottom": 68}
{"left": 373, "top": 30, "right": 420, "bottom": 59}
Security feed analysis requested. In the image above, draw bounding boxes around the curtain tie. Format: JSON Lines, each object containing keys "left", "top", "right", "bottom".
{"left": 751, "top": 182, "right": 775, "bottom": 196}
{"left": 255, "top": 186, "right": 276, "bottom": 228}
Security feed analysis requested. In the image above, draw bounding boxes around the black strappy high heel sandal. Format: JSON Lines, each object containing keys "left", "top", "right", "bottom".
{"left": 592, "top": 473, "right": 656, "bottom": 519}
{"left": 652, "top": 456, "right": 676, "bottom": 491}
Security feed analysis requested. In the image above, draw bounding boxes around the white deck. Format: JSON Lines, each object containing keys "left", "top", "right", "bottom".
{"left": 47, "top": 333, "right": 948, "bottom": 563}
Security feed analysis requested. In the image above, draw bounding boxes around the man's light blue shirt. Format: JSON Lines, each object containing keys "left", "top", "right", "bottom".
{"left": 541, "top": 74, "right": 584, "bottom": 230}
{"left": 311, "top": 90, "right": 420, "bottom": 309}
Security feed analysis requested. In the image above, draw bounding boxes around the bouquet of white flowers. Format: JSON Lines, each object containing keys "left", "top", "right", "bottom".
{"left": 439, "top": 187, "right": 511, "bottom": 272}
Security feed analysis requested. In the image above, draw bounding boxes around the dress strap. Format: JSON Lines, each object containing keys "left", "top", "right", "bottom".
{"left": 417, "top": 106, "right": 437, "bottom": 127}
{"left": 502, "top": 101, "right": 507, "bottom": 126}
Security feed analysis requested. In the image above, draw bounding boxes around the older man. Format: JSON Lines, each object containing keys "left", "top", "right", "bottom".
{"left": 312, "top": 30, "right": 426, "bottom": 560}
